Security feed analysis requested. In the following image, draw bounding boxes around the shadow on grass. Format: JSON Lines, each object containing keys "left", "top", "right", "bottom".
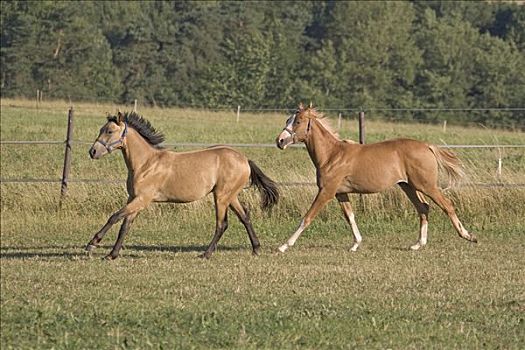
{"left": 0, "top": 244, "right": 249, "bottom": 260}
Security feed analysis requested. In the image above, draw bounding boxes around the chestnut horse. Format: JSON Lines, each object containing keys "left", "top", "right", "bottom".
{"left": 276, "top": 103, "right": 477, "bottom": 252}
{"left": 87, "top": 111, "right": 279, "bottom": 259}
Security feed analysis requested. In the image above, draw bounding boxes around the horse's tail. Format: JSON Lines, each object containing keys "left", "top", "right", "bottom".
{"left": 248, "top": 160, "right": 279, "bottom": 210}
{"left": 429, "top": 145, "right": 465, "bottom": 189}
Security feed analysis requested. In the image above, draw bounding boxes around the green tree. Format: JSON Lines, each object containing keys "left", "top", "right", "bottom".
{"left": 414, "top": 9, "right": 478, "bottom": 117}
{"left": 315, "top": 1, "right": 422, "bottom": 109}
{"left": 1, "top": 1, "right": 120, "bottom": 100}
{"left": 470, "top": 33, "right": 525, "bottom": 126}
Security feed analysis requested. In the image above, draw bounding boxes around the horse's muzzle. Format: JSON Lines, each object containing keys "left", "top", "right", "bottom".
{"left": 276, "top": 137, "right": 285, "bottom": 150}
{"left": 89, "top": 146, "right": 105, "bottom": 159}
{"left": 276, "top": 135, "right": 293, "bottom": 150}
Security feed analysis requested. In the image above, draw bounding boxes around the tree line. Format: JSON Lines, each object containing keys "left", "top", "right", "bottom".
{"left": 1, "top": 1, "right": 524, "bottom": 127}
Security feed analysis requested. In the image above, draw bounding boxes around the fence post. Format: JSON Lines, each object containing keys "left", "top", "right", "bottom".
{"left": 338, "top": 112, "right": 342, "bottom": 130}
{"left": 358, "top": 110, "right": 365, "bottom": 144}
{"left": 133, "top": 99, "right": 137, "bottom": 112}
{"left": 60, "top": 107, "right": 74, "bottom": 205}
{"left": 236, "top": 105, "right": 241, "bottom": 123}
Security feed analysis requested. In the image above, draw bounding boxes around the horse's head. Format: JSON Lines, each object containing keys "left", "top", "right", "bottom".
{"left": 276, "top": 102, "right": 316, "bottom": 149}
{"left": 89, "top": 111, "right": 128, "bottom": 159}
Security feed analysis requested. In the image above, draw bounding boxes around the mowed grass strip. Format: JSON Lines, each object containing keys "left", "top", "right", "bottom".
{"left": 1, "top": 230, "right": 524, "bottom": 349}
{"left": 1, "top": 99, "right": 524, "bottom": 348}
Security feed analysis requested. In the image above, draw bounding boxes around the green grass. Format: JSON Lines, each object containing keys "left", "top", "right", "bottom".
{"left": 1, "top": 99, "right": 524, "bottom": 349}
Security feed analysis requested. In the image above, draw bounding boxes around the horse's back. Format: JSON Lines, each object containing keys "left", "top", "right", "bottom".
{"left": 337, "top": 138, "right": 437, "bottom": 192}
{"left": 367, "top": 138, "right": 436, "bottom": 168}
{"left": 149, "top": 146, "right": 249, "bottom": 202}
{"left": 197, "top": 146, "right": 251, "bottom": 194}
{"left": 372, "top": 138, "right": 440, "bottom": 187}
{"left": 179, "top": 145, "right": 250, "bottom": 182}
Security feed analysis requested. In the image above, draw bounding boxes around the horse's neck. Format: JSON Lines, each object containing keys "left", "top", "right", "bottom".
{"left": 122, "top": 129, "right": 157, "bottom": 173}
{"left": 305, "top": 119, "right": 339, "bottom": 168}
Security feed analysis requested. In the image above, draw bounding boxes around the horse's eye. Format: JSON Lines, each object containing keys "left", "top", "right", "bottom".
{"left": 108, "top": 130, "right": 114, "bottom": 134}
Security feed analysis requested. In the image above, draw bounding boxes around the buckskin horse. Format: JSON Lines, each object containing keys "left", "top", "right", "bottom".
{"left": 275, "top": 103, "right": 477, "bottom": 252}
{"left": 87, "top": 111, "right": 279, "bottom": 259}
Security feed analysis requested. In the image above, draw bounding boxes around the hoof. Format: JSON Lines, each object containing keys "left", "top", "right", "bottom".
{"left": 198, "top": 252, "right": 211, "bottom": 259}
{"left": 350, "top": 243, "right": 360, "bottom": 252}
{"left": 252, "top": 248, "right": 261, "bottom": 256}
{"left": 103, "top": 254, "right": 117, "bottom": 260}
{"left": 85, "top": 244, "right": 97, "bottom": 252}
{"left": 278, "top": 244, "right": 288, "bottom": 253}
{"left": 470, "top": 234, "right": 478, "bottom": 243}
{"left": 410, "top": 243, "right": 422, "bottom": 251}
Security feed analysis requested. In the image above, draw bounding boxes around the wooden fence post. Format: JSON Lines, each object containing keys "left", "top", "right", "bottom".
{"left": 133, "top": 99, "right": 137, "bottom": 112}
{"left": 338, "top": 112, "right": 342, "bottom": 130}
{"left": 60, "top": 107, "right": 74, "bottom": 204}
{"left": 236, "top": 105, "right": 241, "bottom": 123}
{"left": 358, "top": 110, "right": 365, "bottom": 144}
{"left": 358, "top": 110, "right": 366, "bottom": 211}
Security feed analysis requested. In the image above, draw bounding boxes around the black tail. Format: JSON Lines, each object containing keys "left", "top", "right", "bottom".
{"left": 248, "top": 160, "right": 279, "bottom": 211}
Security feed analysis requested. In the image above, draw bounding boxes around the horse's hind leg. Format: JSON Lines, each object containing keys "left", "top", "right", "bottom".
{"left": 399, "top": 183, "right": 430, "bottom": 250}
{"left": 200, "top": 194, "right": 229, "bottom": 259}
{"left": 423, "top": 187, "right": 477, "bottom": 243}
{"left": 336, "top": 193, "right": 362, "bottom": 252}
{"left": 230, "top": 197, "right": 261, "bottom": 255}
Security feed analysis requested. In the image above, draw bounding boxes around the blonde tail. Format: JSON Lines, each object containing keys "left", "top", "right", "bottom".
{"left": 429, "top": 145, "right": 465, "bottom": 189}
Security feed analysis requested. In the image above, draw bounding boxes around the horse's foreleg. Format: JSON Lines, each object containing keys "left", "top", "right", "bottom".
{"left": 399, "top": 183, "right": 430, "bottom": 250}
{"left": 103, "top": 197, "right": 149, "bottom": 260}
{"left": 278, "top": 188, "right": 335, "bottom": 252}
{"left": 86, "top": 196, "right": 135, "bottom": 251}
{"left": 230, "top": 198, "right": 260, "bottom": 255}
{"left": 336, "top": 193, "right": 362, "bottom": 252}
{"left": 86, "top": 209, "right": 125, "bottom": 251}
{"left": 105, "top": 213, "right": 138, "bottom": 260}
{"left": 86, "top": 197, "right": 149, "bottom": 258}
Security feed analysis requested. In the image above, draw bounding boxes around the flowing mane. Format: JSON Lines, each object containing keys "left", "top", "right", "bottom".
{"left": 305, "top": 108, "right": 339, "bottom": 139}
{"left": 305, "top": 107, "right": 357, "bottom": 144}
{"left": 108, "top": 112, "right": 165, "bottom": 147}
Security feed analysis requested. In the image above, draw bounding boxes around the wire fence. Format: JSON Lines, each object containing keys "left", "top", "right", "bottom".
{"left": 1, "top": 141, "right": 524, "bottom": 187}
{"left": 1, "top": 103, "right": 524, "bottom": 189}
{"left": 2, "top": 140, "right": 525, "bottom": 149}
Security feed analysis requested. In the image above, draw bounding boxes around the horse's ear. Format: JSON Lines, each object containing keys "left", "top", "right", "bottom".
{"left": 309, "top": 101, "right": 313, "bottom": 109}
{"left": 298, "top": 102, "right": 304, "bottom": 110}
{"left": 105, "top": 112, "right": 111, "bottom": 121}
{"left": 117, "top": 110, "right": 125, "bottom": 123}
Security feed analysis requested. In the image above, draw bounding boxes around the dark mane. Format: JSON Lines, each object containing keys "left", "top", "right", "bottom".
{"left": 108, "top": 112, "right": 165, "bottom": 147}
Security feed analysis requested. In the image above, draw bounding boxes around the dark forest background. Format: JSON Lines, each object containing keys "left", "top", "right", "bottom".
{"left": 1, "top": 1, "right": 524, "bottom": 126}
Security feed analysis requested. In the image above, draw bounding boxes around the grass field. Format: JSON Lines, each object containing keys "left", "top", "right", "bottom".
{"left": 1, "top": 98, "right": 524, "bottom": 349}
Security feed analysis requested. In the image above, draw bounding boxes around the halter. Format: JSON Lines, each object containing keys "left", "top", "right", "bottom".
{"left": 96, "top": 122, "right": 128, "bottom": 153}
{"left": 281, "top": 114, "right": 312, "bottom": 140}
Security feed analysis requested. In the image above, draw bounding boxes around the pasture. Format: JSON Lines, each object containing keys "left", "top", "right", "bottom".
{"left": 1, "top": 99, "right": 524, "bottom": 349}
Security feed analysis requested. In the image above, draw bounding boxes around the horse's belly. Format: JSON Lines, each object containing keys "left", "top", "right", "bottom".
{"left": 153, "top": 172, "right": 215, "bottom": 203}
{"left": 338, "top": 174, "right": 401, "bottom": 194}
